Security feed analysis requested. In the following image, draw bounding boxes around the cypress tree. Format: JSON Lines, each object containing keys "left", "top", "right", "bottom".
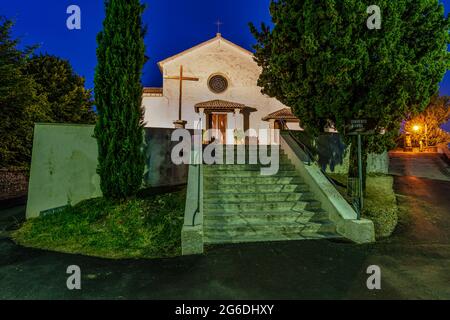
{"left": 94, "top": 0, "right": 146, "bottom": 200}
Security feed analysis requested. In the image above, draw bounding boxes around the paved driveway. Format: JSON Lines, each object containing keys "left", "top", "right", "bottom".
{"left": 389, "top": 152, "right": 450, "bottom": 181}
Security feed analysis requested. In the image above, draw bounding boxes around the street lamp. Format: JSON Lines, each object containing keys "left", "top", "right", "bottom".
{"left": 412, "top": 124, "right": 428, "bottom": 150}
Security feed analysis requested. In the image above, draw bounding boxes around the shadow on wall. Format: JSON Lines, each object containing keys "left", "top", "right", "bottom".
{"left": 288, "top": 131, "right": 389, "bottom": 175}
{"left": 143, "top": 128, "right": 193, "bottom": 188}
{"left": 290, "top": 131, "right": 347, "bottom": 173}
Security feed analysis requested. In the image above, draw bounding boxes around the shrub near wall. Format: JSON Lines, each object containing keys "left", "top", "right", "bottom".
{"left": 328, "top": 173, "right": 399, "bottom": 239}
{"left": 363, "top": 175, "right": 398, "bottom": 238}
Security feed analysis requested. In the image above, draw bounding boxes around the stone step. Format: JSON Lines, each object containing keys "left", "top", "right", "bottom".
{"left": 219, "top": 145, "right": 282, "bottom": 148}
{"left": 203, "top": 170, "right": 299, "bottom": 178}
{"left": 204, "top": 210, "right": 329, "bottom": 225}
{"left": 204, "top": 176, "right": 304, "bottom": 185}
{"left": 204, "top": 232, "right": 341, "bottom": 244}
{"left": 204, "top": 157, "right": 293, "bottom": 165}
{"left": 204, "top": 183, "right": 309, "bottom": 193}
{"left": 204, "top": 164, "right": 296, "bottom": 171}
{"left": 203, "top": 221, "right": 338, "bottom": 244}
{"left": 204, "top": 192, "right": 315, "bottom": 203}
{"left": 213, "top": 146, "right": 284, "bottom": 152}
{"left": 205, "top": 149, "right": 290, "bottom": 158}
{"left": 211, "top": 149, "right": 286, "bottom": 156}
{"left": 204, "top": 200, "right": 321, "bottom": 213}
{"left": 204, "top": 221, "right": 336, "bottom": 236}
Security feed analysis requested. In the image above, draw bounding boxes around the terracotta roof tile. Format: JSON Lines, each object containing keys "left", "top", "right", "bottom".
{"left": 195, "top": 100, "right": 246, "bottom": 112}
{"left": 262, "top": 108, "right": 299, "bottom": 121}
{"left": 143, "top": 87, "right": 163, "bottom": 96}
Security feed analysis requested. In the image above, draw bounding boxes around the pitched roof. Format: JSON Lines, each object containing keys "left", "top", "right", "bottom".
{"left": 157, "top": 33, "right": 254, "bottom": 73}
{"left": 143, "top": 87, "right": 163, "bottom": 97}
{"left": 195, "top": 99, "right": 246, "bottom": 112}
{"left": 262, "top": 108, "right": 299, "bottom": 122}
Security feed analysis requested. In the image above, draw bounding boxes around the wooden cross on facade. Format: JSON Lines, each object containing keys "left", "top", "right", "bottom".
{"left": 164, "top": 65, "right": 199, "bottom": 128}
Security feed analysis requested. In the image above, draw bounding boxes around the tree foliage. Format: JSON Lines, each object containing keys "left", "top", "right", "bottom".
{"left": 250, "top": 0, "right": 449, "bottom": 179}
{"left": 94, "top": 0, "right": 146, "bottom": 200}
{"left": 404, "top": 95, "right": 450, "bottom": 147}
{"left": 0, "top": 18, "right": 49, "bottom": 168}
{"left": 25, "top": 55, "right": 96, "bottom": 124}
{"left": 0, "top": 18, "right": 96, "bottom": 169}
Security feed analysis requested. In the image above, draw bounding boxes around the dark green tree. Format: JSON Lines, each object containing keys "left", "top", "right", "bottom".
{"left": 1, "top": 18, "right": 98, "bottom": 169}
{"left": 0, "top": 18, "right": 49, "bottom": 168}
{"left": 25, "top": 55, "right": 96, "bottom": 124}
{"left": 251, "top": 0, "right": 449, "bottom": 188}
{"left": 94, "top": 0, "right": 146, "bottom": 200}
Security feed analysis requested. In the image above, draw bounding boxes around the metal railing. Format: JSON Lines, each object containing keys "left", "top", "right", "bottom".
{"left": 279, "top": 119, "right": 363, "bottom": 216}
{"left": 279, "top": 119, "right": 346, "bottom": 190}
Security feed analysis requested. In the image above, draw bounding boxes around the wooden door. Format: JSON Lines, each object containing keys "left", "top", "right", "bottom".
{"left": 211, "top": 113, "right": 227, "bottom": 144}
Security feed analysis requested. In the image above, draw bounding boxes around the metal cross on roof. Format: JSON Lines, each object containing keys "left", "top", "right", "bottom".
{"left": 215, "top": 19, "right": 223, "bottom": 34}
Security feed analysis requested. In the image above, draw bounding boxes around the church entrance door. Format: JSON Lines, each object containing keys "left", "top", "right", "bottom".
{"left": 210, "top": 113, "right": 227, "bottom": 144}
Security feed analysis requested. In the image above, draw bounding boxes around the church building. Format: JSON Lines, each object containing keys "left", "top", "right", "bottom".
{"left": 142, "top": 33, "right": 301, "bottom": 144}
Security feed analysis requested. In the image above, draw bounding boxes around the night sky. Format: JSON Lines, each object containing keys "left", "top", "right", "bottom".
{"left": 1, "top": 0, "right": 449, "bottom": 129}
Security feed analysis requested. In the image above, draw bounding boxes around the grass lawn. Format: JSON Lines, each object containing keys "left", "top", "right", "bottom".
{"left": 328, "top": 174, "right": 399, "bottom": 239}
{"left": 13, "top": 187, "right": 186, "bottom": 260}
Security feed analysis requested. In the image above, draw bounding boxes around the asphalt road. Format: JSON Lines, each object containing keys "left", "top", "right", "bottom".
{"left": 389, "top": 152, "right": 450, "bottom": 181}
{"left": 0, "top": 153, "right": 449, "bottom": 300}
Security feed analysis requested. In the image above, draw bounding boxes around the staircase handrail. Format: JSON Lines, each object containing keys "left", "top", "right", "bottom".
{"left": 279, "top": 119, "right": 346, "bottom": 191}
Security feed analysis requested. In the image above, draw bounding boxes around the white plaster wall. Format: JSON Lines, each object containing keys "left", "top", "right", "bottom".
{"left": 286, "top": 122, "right": 303, "bottom": 131}
{"left": 143, "top": 37, "right": 288, "bottom": 137}
{"left": 142, "top": 96, "right": 171, "bottom": 128}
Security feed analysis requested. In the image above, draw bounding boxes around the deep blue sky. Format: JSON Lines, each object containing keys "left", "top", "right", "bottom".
{"left": 2, "top": 0, "right": 448, "bottom": 89}
{"left": 1, "top": 0, "right": 449, "bottom": 130}
{"left": 0, "top": 0, "right": 272, "bottom": 88}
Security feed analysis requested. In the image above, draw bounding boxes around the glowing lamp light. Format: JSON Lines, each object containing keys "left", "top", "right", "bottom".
{"left": 412, "top": 125, "right": 420, "bottom": 132}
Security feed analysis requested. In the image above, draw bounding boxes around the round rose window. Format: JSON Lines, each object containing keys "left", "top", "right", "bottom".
{"left": 208, "top": 74, "right": 228, "bottom": 94}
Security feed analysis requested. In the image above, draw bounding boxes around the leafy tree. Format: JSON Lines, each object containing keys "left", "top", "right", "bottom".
{"left": 0, "top": 17, "right": 49, "bottom": 168}
{"left": 0, "top": 17, "right": 95, "bottom": 168}
{"left": 94, "top": 0, "right": 146, "bottom": 200}
{"left": 25, "top": 55, "right": 96, "bottom": 124}
{"left": 0, "top": 18, "right": 97, "bottom": 169}
{"left": 404, "top": 95, "right": 450, "bottom": 147}
{"left": 251, "top": 0, "right": 449, "bottom": 188}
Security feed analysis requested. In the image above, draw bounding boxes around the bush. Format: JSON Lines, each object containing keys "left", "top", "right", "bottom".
{"left": 13, "top": 189, "right": 186, "bottom": 259}
{"left": 363, "top": 175, "right": 398, "bottom": 238}
{"left": 329, "top": 173, "right": 399, "bottom": 239}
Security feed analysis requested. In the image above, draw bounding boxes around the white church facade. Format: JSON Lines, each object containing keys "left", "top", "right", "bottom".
{"left": 142, "top": 33, "right": 301, "bottom": 145}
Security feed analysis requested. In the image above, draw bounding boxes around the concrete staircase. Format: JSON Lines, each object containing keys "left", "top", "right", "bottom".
{"left": 202, "top": 147, "right": 341, "bottom": 244}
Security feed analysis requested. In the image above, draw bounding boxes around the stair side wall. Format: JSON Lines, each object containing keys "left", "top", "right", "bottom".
{"left": 181, "top": 163, "right": 204, "bottom": 255}
{"left": 281, "top": 135, "right": 375, "bottom": 244}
